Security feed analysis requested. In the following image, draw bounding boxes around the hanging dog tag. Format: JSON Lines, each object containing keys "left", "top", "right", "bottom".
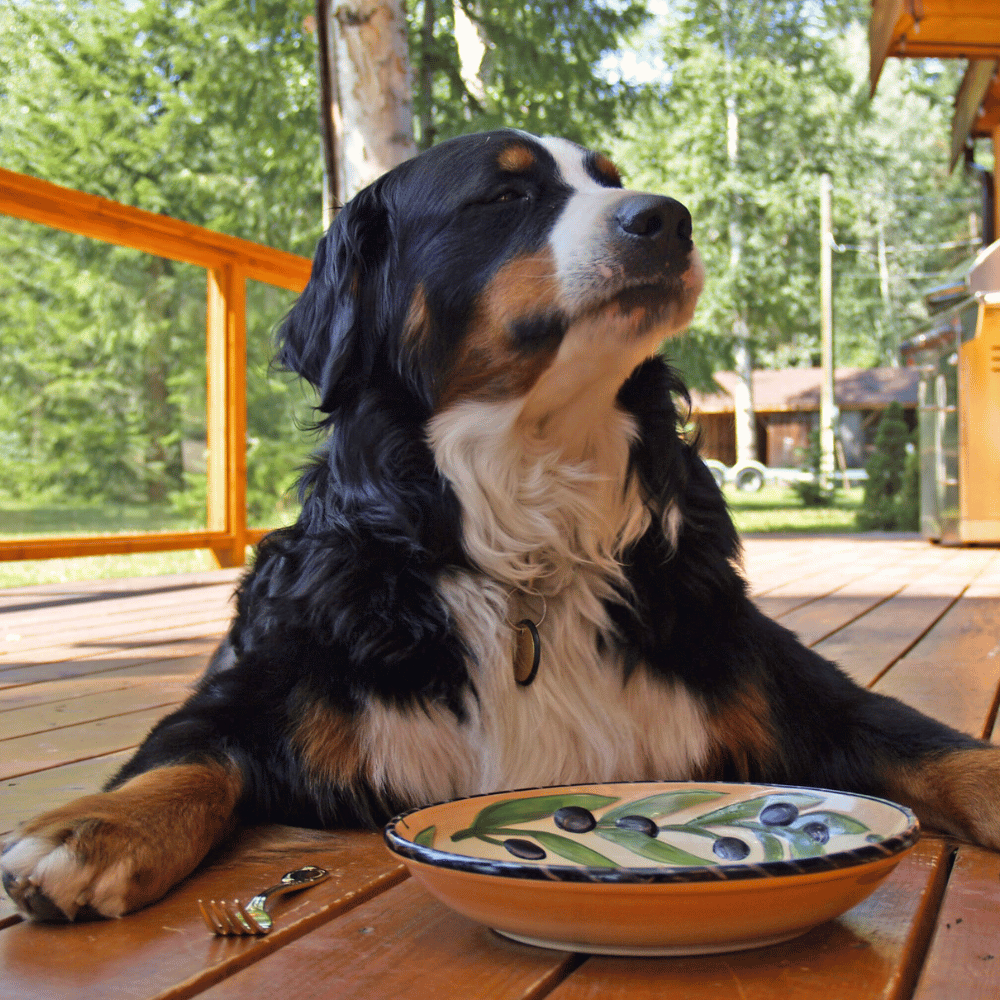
{"left": 513, "top": 619, "right": 541, "bottom": 686}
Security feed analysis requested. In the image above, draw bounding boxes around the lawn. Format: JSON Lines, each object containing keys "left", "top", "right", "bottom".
{"left": 0, "top": 484, "right": 872, "bottom": 589}
{"left": 724, "top": 482, "right": 865, "bottom": 534}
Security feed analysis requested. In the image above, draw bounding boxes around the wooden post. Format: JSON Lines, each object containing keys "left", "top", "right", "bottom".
{"left": 819, "top": 173, "right": 837, "bottom": 489}
{"left": 206, "top": 265, "right": 248, "bottom": 568}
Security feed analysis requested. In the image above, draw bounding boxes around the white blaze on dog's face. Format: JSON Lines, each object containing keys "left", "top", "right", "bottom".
{"left": 519, "top": 135, "right": 704, "bottom": 430}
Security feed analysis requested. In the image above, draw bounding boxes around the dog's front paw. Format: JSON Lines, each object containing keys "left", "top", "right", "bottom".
{"left": 2, "top": 817, "right": 138, "bottom": 922}
{"left": 3, "top": 763, "right": 242, "bottom": 922}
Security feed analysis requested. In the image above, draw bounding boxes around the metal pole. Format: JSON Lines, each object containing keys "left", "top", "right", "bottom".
{"left": 819, "top": 173, "right": 837, "bottom": 489}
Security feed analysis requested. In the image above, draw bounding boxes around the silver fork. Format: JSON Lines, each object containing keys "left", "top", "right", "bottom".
{"left": 198, "top": 865, "right": 330, "bottom": 935}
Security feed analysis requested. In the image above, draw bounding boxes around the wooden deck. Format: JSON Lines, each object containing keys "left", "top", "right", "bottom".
{"left": 2, "top": 536, "right": 999, "bottom": 1000}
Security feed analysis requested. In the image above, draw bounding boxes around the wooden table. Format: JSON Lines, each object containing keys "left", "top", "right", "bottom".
{"left": 2, "top": 536, "right": 999, "bottom": 1000}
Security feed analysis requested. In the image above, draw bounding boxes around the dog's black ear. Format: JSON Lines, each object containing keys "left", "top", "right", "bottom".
{"left": 276, "top": 184, "right": 391, "bottom": 413}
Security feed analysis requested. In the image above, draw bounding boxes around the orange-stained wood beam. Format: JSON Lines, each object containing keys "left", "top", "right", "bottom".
{"left": 0, "top": 532, "right": 233, "bottom": 562}
{"left": 951, "top": 60, "right": 999, "bottom": 169}
{"left": 0, "top": 167, "right": 311, "bottom": 292}
{"left": 0, "top": 168, "right": 312, "bottom": 567}
{"left": 206, "top": 266, "right": 249, "bottom": 569}
{"left": 870, "top": 0, "right": 905, "bottom": 95}
{"left": 870, "top": 0, "right": 1000, "bottom": 94}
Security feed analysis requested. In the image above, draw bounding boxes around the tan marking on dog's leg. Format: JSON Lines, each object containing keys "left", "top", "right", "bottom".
{"left": 290, "top": 700, "right": 364, "bottom": 788}
{"left": 2, "top": 761, "right": 241, "bottom": 920}
{"left": 698, "top": 685, "right": 780, "bottom": 782}
{"left": 882, "top": 746, "right": 1000, "bottom": 849}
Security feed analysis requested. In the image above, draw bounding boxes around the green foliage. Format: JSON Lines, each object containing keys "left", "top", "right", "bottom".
{"left": 411, "top": 0, "right": 650, "bottom": 147}
{"left": 790, "top": 429, "right": 836, "bottom": 508}
{"left": 856, "top": 402, "right": 917, "bottom": 531}
{"left": 0, "top": 0, "right": 322, "bottom": 526}
{"left": 611, "top": 5, "right": 980, "bottom": 389}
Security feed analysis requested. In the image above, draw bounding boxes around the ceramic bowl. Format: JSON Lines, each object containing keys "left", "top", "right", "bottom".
{"left": 384, "top": 781, "right": 919, "bottom": 955}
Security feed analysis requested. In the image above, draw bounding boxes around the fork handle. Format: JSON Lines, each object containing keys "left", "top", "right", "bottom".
{"left": 247, "top": 866, "right": 330, "bottom": 910}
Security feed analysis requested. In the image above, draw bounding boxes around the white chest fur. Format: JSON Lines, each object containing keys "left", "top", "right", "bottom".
{"left": 358, "top": 398, "right": 711, "bottom": 806}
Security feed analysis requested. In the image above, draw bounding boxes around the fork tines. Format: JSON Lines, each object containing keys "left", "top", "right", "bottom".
{"left": 198, "top": 898, "right": 266, "bottom": 936}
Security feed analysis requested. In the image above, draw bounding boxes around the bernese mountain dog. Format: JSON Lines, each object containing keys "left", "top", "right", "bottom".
{"left": 4, "top": 130, "right": 999, "bottom": 922}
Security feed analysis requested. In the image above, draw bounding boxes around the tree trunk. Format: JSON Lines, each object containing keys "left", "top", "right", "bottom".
{"left": 321, "top": 0, "right": 418, "bottom": 202}
{"left": 722, "top": 2, "right": 756, "bottom": 466}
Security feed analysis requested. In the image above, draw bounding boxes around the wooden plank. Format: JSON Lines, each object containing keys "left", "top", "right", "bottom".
{"left": 753, "top": 544, "right": 932, "bottom": 624}
{"left": 0, "top": 654, "right": 209, "bottom": 713}
{"left": 0, "top": 750, "right": 132, "bottom": 835}
{"left": 912, "top": 846, "right": 1000, "bottom": 1000}
{"left": 195, "top": 876, "right": 581, "bottom": 1000}
{"left": 0, "top": 638, "right": 219, "bottom": 691}
{"left": 0, "top": 704, "right": 180, "bottom": 781}
{"left": 0, "top": 828, "right": 406, "bottom": 1000}
{"left": 774, "top": 548, "right": 960, "bottom": 648}
{"left": 0, "top": 581, "right": 234, "bottom": 636}
{"left": 0, "top": 530, "right": 240, "bottom": 563}
{"left": 0, "top": 617, "right": 231, "bottom": 679}
{"left": 873, "top": 597, "right": 1000, "bottom": 740}
{"left": 0, "top": 605, "right": 232, "bottom": 665}
{"left": 812, "top": 551, "right": 995, "bottom": 688}
{"left": 0, "top": 568, "right": 241, "bottom": 609}
{"left": 0, "top": 596, "right": 231, "bottom": 660}
{"left": 0, "top": 679, "right": 193, "bottom": 741}
{"left": 542, "top": 837, "right": 951, "bottom": 1000}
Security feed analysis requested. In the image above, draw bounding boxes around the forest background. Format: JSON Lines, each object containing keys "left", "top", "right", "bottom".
{"left": 0, "top": 0, "right": 991, "bottom": 540}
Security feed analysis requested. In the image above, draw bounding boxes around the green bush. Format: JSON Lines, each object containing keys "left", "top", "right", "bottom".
{"left": 857, "top": 402, "right": 918, "bottom": 530}
{"left": 790, "top": 429, "right": 837, "bottom": 507}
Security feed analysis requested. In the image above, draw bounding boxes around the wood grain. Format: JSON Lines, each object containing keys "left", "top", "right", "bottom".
{"left": 195, "top": 876, "right": 581, "bottom": 1000}
{"left": 0, "top": 829, "right": 406, "bottom": 1000}
{"left": 911, "top": 846, "right": 1000, "bottom": 1000}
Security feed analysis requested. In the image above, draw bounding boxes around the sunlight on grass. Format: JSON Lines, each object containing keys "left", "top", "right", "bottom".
{"left": 725, "top": 483, "right": 864, "bottom": 534}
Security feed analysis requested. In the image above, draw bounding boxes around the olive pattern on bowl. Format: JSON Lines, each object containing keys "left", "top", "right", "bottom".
{"left": 408, "top": 786, "right": 899, "bottom": 873}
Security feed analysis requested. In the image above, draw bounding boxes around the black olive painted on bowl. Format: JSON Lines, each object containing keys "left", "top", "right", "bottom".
{"left": 503, "top": 838, "right": 547, "bottom": 860}
{"left": 614, "top": 815, "right": 659, "bottom": 837}
{"left": 712, "top": 836, "right": 751, "bottom": 861}
{"left": 553, "top": 806, "right": 597, "bottom": 833}
{"left": 760, "top": 802, "right": 799, "bottom": 826}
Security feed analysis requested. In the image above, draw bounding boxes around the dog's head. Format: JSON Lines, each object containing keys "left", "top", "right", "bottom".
{"left": 278, "top": 130, "right": 703, "bottom": 426}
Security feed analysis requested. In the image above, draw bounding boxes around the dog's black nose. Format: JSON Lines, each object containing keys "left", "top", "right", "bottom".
{"left": 614, "top": 195, "right": 692, "bottom": 246}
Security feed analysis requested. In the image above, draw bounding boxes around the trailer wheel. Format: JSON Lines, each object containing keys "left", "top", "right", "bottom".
{"left": 734, "top": 464, "right": 766, "bottom": 492}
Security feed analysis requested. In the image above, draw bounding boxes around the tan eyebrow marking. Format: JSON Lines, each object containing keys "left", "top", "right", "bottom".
{"left": 497, "top": 144, "right": 536, "bottom": 173}
{"left": 592, "top": 153, "right": 621, "bottom": 187}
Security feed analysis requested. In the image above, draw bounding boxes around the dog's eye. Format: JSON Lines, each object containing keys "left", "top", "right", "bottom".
{"left": 493, "top": 188, "right": 529, "bottom": 204}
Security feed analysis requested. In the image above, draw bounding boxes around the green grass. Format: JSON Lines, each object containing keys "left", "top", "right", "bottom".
{"left": 724, "top": 483, "right": 865, "bottom": 534}
{"left": 0, "top": 484, "right": 873, "bottom": 589}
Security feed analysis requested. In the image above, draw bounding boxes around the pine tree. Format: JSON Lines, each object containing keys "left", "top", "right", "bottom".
{"left": 857, "top": 402, "right": 912, "bottom": 530}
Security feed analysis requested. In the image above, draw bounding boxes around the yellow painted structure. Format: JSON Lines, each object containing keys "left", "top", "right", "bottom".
{"left": 958, "top": 297, "right": 1000, "bottom": 542}
{"left": 0, "top": 168, "right": 312, "bottom": 567}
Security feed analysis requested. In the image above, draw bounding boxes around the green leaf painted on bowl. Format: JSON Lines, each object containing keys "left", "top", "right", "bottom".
{"left": 413, "top": 825, "right": 436, "bottom": 848}
{"left": 596, "top": 825, "right": 712, "bottom": 866}
{"left": 529, "top": 831, "right": 618, "bottom": 867}
{"left": 688, "top": 792, "right": 825, "bottom": 828}
{"left": 597, "top": 790, "right": 724, "bottom": 826}
{"left": 451, "top": 792, "right": 619, "bottom": 842}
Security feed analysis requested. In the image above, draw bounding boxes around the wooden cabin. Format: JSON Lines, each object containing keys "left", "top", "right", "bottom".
{"left": 688, "top": 367, "right": 920, "bottom": 469}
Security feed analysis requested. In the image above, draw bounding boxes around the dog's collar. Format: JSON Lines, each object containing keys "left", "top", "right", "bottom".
{"left": 505, "top": 592, "right": 546, "bottom": 687}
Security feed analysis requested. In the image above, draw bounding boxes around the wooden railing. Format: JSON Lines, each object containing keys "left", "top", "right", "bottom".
{"left": 0, "top": 168, "right": 313, "bottom": 567}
